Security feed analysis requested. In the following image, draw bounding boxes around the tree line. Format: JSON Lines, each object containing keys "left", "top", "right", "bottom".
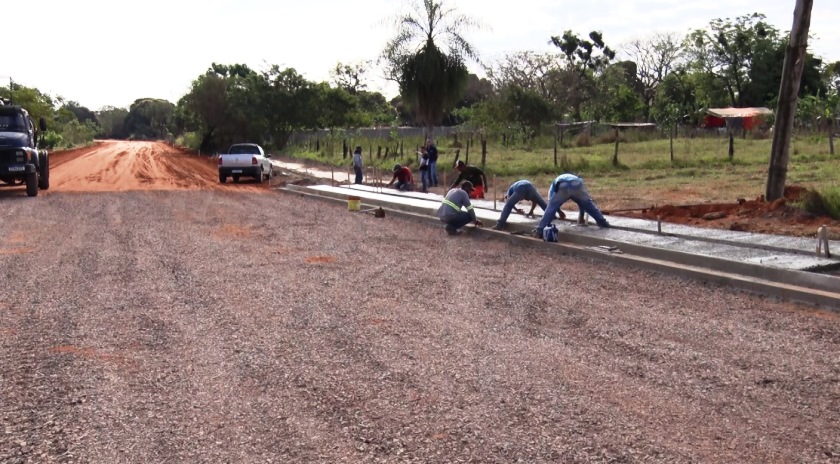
{"left": 4, "top": 6, "right": 838, "bottom": 156}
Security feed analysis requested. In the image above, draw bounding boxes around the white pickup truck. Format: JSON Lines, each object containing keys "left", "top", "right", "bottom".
{"left": 218, "top": 143, "right": 273, "bottom": 183}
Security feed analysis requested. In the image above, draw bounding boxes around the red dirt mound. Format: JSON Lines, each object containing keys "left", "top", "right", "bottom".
{"left": 619, "top": 185, "right": 840, "bottom": 239}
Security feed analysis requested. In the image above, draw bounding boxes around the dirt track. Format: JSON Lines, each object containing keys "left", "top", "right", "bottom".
{"left": 46, "top": 140, "right": 269, "bottom": 193}
{"left": 1, "top": 141, "right": 840, "bottom": 463}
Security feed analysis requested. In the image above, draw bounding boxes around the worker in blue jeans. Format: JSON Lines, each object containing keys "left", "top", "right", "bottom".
{"left": 536, "top": 173, "right": 609, "bottom": 236}
{"left": 493, "top": 180, "right": 564, "bottom": 230}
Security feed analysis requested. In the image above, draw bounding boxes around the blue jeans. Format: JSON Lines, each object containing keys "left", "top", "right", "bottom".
{"left": 395, "top": 180, "right": 412, "bottom": 191}
{"left": 354, "top": 167, "right": 363, "bottom": 184}
{"left": 420, "top": 169, "right": 431, "bottom": 191}
{"left": 441, "top": 212, "right": 473, "bottom": 232}
{"left": 429, "top": 160, "right": 438, "bottom": 186}
{"left": 497, "top": 184, "right": 547, "bottom": 227}
{"left": 537, "top": 185, "right": 609, "bottom": 230}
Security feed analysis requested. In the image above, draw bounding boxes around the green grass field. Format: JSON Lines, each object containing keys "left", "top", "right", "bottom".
{"left": 284, "top": 134, "right": 840, "bottom": 212}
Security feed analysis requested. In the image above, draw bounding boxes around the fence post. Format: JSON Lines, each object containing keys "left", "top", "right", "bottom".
{"left": 493, "top": 174, "right": 497, "bottom": 210}
{"left": 465, "top": 138, "right": 470, "bottom": 164}
{"left": 480, "top": 138, "right": 487, "bottom": 169}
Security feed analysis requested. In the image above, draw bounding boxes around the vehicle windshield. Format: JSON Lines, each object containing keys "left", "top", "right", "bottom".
{"left": 0, "top": 113, "right": 26, "bottom": 132}
{"left": 228, "top": 145, "right": 259, "bottom": 155}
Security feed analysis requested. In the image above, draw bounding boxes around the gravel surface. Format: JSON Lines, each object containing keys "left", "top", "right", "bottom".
{"left": 1, "top": 190, "right": 839, "bottom": 463}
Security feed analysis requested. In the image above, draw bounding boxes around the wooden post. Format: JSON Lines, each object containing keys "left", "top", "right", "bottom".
{"left": 767, "top": 0, "right": 814, "bottom": 201}
{"left": 480, "top": 138, "right": 487, "bottom": 169}
{"left": 493, "top": 174, "right": 497, "bottom": 210}
{"left": 331, "top": 167, "right": 334, "bottom": 185}
{"left": 553, "top": 127, "right": 558, "bottom": 167}
{"left": 728, "top": 129, "right": 735, "bottom": 161}
{"left": 830, "top": 117, "right": 835, "bottom": 156}
{"left": 465, "top": 138, "right": 470, "bottom": 164}
{"left": 612, "top": 126, "right": 620, "bottom": 167}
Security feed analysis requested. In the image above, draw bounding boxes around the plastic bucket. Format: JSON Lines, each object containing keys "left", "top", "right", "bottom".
{"left": 348, "top": 196, "right": 361, "bottom": 211}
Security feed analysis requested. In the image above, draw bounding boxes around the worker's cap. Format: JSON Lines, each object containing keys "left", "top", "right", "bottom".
{"left": 393, "top": 164, "right": 402, "bottom": 172}
{"left": 354, "top": 146, "right": 362, "bottom": 153}
{"left": 461, "top": 181, "right": 474, "bottom": 192}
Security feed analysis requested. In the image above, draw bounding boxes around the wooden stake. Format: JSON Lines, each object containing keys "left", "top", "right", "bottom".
{"left": 657, "top": 216, "right": 662, "bottom": 235}
{"left": 493, "top": 174, "right": 497, "bottom": 210}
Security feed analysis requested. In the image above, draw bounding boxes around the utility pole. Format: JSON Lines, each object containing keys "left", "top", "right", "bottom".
{"left": 766, "top": 0, "right": 813, "bottom": 201}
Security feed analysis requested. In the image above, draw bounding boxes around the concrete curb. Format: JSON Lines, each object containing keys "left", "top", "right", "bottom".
{"left": 281, "top": 185, "right": 840, "bottom": 310}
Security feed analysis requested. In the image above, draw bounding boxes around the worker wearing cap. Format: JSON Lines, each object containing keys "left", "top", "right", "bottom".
{"left": 387, "top": 164, "right": 414, "bottom": 191}
{"left": 437, "top": 181, "right": 483, "bottom": 235}
{"left": 493, "top": 180, "right": 565, "bottom": 231}
{"left": 535, "top": 173, "right": 609, "bottom": 236}
{"left": 449, "top": 160, "right": 487, "bottom": 199}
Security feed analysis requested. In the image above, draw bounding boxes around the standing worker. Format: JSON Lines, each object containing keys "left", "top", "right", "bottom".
{"left": 351, "top": 146, "right": 364, "bottom": 184}
{"left": 493, "top": 180, "right": 565, "bottom": 231}
{"left": 449, "top": 160, "right": 487, "bottom": 199}
{"left": 425, "top": 139, "right": 439, "bottom": 187}
{"left": 387, "top": 164, "right": 414, "bottom": 191}
{"left": 437, "top": 181, "right": 483, "bottom": 236}
{"left": 418, "top": 150, "right": 431, "bottom": 193}
{"left": 535, "top": 173, "right": 609, "bottom": 237}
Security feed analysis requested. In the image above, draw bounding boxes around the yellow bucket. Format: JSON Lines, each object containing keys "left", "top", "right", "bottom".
{"left": 348, "top": 196, "right": 361, "bottom": 211}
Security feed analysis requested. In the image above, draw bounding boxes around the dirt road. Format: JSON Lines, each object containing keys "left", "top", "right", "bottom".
{"left": 45, "top": 140, "right": 269, "bottom": 193}
{"left": 1, "top": 142, "right": 839, "bottom": 463}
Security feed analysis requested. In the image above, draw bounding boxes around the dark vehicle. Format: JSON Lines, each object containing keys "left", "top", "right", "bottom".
{"left": 0, "top": 101, "right": 49, "bottom": 197}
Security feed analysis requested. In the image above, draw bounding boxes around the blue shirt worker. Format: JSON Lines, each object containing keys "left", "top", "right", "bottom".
{"left": 536, "top": 173, "right": 610, "bottom": 235}
{"left": 437, "top": 181, "right": 483, "bottom": 236}
{"left": 493, "top": 180, "right": 564, "bottom": 231}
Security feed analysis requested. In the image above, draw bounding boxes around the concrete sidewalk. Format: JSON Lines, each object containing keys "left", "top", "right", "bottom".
{"left": 309, "top": 183, "right": 839, "bottom": 273}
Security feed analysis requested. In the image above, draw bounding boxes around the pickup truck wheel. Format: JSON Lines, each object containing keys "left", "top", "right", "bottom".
{"left": 255, "top": 168, "right": 264, "bottom": 184}
{"left": 25, "top": 171, "right": 38, "bottom": 197}
{"left": 219, "top": 173, "right": 226, "bottom": 183}
{"left": 38, "top": 153, "right": 50, "bottom": 190}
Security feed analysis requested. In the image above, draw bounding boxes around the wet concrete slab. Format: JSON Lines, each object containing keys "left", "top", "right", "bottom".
{"left": 306, "top": 184, "right": 839, "bottom": 273}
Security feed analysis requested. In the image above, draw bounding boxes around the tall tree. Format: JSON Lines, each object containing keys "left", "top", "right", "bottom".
{"left": 380, "top": 0, "right": 481, "bottom": 135}
{"left": 767, "top": 0, "right": 814, "bottom": 201}
{"left": 686, "top": 13, "right": 779, "bottom": 107}
{"left": 330, "top": 61, "right": 370, "bottom": 94}
{"left": 623, "top": 32, "right": 683, "bottom": 120}
{"left": 549, "top": 30, "right": 616, "bottom": 120}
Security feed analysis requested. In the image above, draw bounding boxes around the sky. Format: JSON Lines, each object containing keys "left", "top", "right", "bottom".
{"left": 4, "top": 0, "right": 839, "bottom": 111}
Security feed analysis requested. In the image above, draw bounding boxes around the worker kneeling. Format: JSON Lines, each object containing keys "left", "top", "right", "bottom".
{"left": 437, "top": 181, "right": 483, "bottom": 236}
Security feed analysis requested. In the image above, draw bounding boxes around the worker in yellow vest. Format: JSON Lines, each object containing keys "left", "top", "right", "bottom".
{"left": 436, "top": 181, "right": 483, "bottom": 236}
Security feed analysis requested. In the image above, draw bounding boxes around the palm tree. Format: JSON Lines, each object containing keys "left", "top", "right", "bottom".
{"left": 381, "top": 0, "right": 481, "bottom": 136}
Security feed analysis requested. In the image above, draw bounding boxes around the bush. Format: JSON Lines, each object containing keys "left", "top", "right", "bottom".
{"left": 41, "top": 131, "right": 63, "bottom": 149}
{"left": 797, "top": 186, "right": 840, "bottom": 219}
{"left": 575, "top": 132, "right": 592, "bottom": 147}
{"left": 175, "top": 132, "right": 202, "bottom": 151}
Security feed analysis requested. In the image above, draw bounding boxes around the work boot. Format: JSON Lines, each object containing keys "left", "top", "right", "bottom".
{"left": 445, "top": 225, "right": 461, "bottom": 236}
{"left": 492, "top": 223, "right": 505, "bottom": 231}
